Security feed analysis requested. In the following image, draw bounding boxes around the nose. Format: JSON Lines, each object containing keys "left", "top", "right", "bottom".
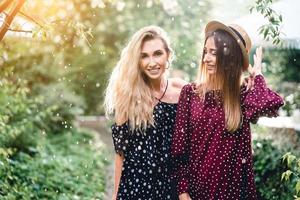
{"left": 148, "top": 56, "right": 157, "bottom": 67}
{"left": 203, "top": 53, "right": 211, "bottom": 63}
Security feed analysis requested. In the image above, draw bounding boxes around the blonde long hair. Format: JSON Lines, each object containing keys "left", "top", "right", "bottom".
{"left": 197, "top": 30, "right": 244, "bottom": 132}
{"left": 104, "top": 26, "right": 173, "bottom": 130}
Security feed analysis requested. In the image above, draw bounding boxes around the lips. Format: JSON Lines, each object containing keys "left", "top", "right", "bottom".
{"left": 207, "top": 65, "right": 215, "bottom": 70}
{"left": 148, "top": 68, "right": 160, "bottom": 74}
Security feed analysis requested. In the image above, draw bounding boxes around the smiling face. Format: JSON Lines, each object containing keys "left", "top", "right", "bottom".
{"left": 139, "top": 38, "right": 169, "bottom": 81}
{"left": 203, "top": 36, "right": 217, "bottom": 75}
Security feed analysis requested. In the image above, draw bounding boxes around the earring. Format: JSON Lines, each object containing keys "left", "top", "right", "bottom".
{"left": 166, "top": 60, "right": 170, "bottom": 69}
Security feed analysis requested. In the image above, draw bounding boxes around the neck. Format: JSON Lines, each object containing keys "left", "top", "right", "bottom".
{"left": 150, "top": 78, "right": 165, "bottom": 92}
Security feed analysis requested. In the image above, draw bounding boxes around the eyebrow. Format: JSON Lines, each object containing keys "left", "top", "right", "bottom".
{"left": 140, "top": 49, "right": 164, "bottom": 54}
{"left": 204, "top": 47, "right": 217, "bottom": 51}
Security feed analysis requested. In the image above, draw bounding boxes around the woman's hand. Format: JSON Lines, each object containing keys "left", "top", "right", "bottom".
{"left": 179, "top": 192, "right": 192, "bottom": 200}
{"left": 243, "top": 76, "right": 254, "bottom": 91}
{"left": 248, "top": 46, "right": 263, "bottom": 78}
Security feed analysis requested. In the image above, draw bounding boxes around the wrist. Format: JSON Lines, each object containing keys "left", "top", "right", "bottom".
{"left": 179, "top": 192, "right": 190, "bottom": 198}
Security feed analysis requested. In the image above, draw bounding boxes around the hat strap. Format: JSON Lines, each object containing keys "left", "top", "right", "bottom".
{"left": 229, "top": 26, "right": 246, "bottom": 48}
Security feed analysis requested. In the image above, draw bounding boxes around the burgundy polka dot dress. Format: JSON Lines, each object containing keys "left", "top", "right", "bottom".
{"left": 171, "top": 75, "right": 284, "bottom": 200}
{"left": 112, "top": 101, "right": 179, "bottom": 200}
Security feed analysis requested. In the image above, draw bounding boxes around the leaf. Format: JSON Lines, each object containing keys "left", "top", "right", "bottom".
{"left": 296, "top": 181, "right": 300, "bottom": 195}
{"left": 279, "top": 14, "right": 283, "bottom": 22}
{"left": 259, "top": 27, "right": 264, "bottom": 34}
{"left": 263, "top": 28, "right": 269, "bottom": 39}
{"left": 281, "top": 170, "right": 293, "bottom": 182}
{"left": 273, "top": 38, "right": 280, "bottom": 45}
{"left": 42, "top": 30, "right": 47, "bottom": 40}
{"left": 294, "top": 195, "right": 300, "bottom": 200}
{"left": 288, "top": 154, "right": 297, "bottom": 167}
{"left": 249, "top": 7, "right": 254, "bottom": 13}
{"left": 281, "top": 172, "right": 286, "bottom": 181}
{"left": 282, "top": 152, "right": 292, "bottom": 163}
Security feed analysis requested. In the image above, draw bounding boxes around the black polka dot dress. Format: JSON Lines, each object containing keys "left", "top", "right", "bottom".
{"left": 112, "top": 101, "right": 179, "bottom": 200}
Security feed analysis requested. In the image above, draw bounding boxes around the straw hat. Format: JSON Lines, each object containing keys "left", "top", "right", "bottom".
{"left": 204, "top": 20, "right": 252, "bottom": 71}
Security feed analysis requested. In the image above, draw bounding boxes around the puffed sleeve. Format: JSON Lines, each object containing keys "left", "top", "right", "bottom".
{"left": 111, "top": 123, "right": 130, "bottom": 155}
{"left": 242, "top": 75, "right": 284, "bottom": 123}
{"left": 171, "top": 84, "right": 192, "bottom": 195}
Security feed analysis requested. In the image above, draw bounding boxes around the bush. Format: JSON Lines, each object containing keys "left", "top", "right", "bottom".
{"left": 253, "top": 139, "right": 294, "bottom": 199}
{"left": 281, "top": 153, "right": 300, "bottom": 199}
{"left": 0, "top": 78, "right": 55, "bottom": 156}
{"left": 0, "top": 74, "right": 86, "bottom": 156}
{"left": 37, "top": 82, "right": 85, "bottom": 133}
{"left": 0, "top": 129, "right": 107, "bottom": 200}
{"left": 0, "top": 70, "right": 107, "bottom": 199}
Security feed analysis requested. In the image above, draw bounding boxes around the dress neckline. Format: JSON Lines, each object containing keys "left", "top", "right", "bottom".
{"left": 154, "top": 80, "right": 168, "bottom": 102}
{"left": 155, "top": 100, "right": 178, "bottom": 106}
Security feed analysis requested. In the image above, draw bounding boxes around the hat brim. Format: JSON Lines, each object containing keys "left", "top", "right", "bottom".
{"left": 205, "top": 20, "right": 249, "bottom": 71}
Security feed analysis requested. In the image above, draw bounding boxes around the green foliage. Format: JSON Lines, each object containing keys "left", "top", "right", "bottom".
{"left": 263, "top": 48, "right": 300, "bottom": 83}
{"left": 37, "top": 82, "right": 85, "bottom": 132}
{"left": 250, "top": 0, "right": 283, "bottom": 45}
{"left": 0, "top": 66, "right": 85, "bottom": 156}
{"left": 0, "top": 78, "right": 55, "bottom": 156}
{"left": 282, "top": 92, "right": 300, "bottom": 116}
{"left": 0, "top": 62, "right": 107, "bottom": 199}
{"left": 262, "top": 48, "right": 300, "bottom": 115}
{"left": 253, "top": 139, "right": 294, "bottom": 199}
{"left": 282, "top": 153, "right": 300, "bottom": 199}
{"left": 0, "top": 129, "right": 107, "bottom": 200}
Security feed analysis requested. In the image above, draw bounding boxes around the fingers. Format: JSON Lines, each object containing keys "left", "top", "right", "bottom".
{"left": 246, "top": 82, "right": 250, "bottom": 91}
{"left": 251, "top": 46, "right": 263, "bottom": 76}
{"left": 256, "top": 46, "right": 262, "bottom": 63}
{"left": 247, "top": 64, "right": 253, "bottom": 74}
{"left": 253, "top": 54, "right": 257, "bottom": 66}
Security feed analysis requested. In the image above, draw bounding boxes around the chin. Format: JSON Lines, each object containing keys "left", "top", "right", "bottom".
{"left": 145, "top": 72, "right": 164, "bottom": 80}
{"left": 207, "top": 71, "right": 216, "bottom": 75}
{"left": 148, "top": 75, "right": 163, "bottom": 80}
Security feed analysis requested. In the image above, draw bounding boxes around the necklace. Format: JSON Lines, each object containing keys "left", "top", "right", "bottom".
{"left": 154, "top": 80, "right": 168, "bottom": 101}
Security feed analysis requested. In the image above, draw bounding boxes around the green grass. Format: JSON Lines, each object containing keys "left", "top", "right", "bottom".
{"left": 0, "top": 129, "right": 108, "bottom": 200}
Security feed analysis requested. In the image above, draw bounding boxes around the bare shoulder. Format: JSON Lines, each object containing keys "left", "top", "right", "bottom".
{"left": 169, "top": 77, "right": 188, "bottom": 90}
{"left": 166, "top": 77, "right": 188, "bottom": 103}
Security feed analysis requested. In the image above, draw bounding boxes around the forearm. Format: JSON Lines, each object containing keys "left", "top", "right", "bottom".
{"left": 113, "top": 154, "right": 124, "bottom": 199}
{"left": 179, "top": 192, "right": 191, "bottom": 200}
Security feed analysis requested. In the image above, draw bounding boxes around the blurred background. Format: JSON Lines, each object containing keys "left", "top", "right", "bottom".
{"left": 0, "top": 0, "right": 299, "bottom": 199}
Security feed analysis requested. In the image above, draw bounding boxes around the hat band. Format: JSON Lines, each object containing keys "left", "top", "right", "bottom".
{"left": 229, "top": 26, "right": 246, "bottom": 48}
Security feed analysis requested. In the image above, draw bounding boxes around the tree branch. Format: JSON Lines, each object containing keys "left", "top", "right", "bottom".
{"left": 2, "top": 11, "right": 9, "bottom": 17}
{"left": 8, "top": 28, "right": 32, "bottom": 33}
{"left": 19, "top": 10, "right": 44, "bottom": 28}
{"left": 0, "top": 0, "right": 26, "bottom": 41}
{"left": 0, "top": 0, "right": 14, "bottom": 13}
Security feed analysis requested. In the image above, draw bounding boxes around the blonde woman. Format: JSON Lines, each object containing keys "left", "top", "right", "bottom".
{"left": 171, "top": 21, "right": 284, "bottom": 200}
{"left": 105, "top": 26, "right": 186, "bottom": 200}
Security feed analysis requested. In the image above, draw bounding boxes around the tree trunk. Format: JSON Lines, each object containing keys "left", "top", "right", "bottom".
{"left": 0, "top": 0, "right": 26, "bottom": 41}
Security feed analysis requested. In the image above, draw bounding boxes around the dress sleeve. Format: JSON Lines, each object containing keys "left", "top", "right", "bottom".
{"left": 111, "top": 123, "right": 130, "bottom": 155}
{"left": 242, "top": 75, "right": 284, "bottom": 123}
{"left": 171, "top": 84, "right": 192, "bottom": 195}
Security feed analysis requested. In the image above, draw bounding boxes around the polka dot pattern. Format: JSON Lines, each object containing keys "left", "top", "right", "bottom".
{"left": 171, "top": 75, "right": 284, "bottom": 199}
{"left": 112, "top": 101, "right": 179, "bottom": 200}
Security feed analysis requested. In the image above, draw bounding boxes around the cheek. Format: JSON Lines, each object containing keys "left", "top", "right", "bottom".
{"left": 212, "top": 56, "right": 217, "bottom": 65}
{"left": 158, "top": 56, "right": 168, "bottom": 65}
{"left": 139, "top": 59, "right": 147, "bottom": 69}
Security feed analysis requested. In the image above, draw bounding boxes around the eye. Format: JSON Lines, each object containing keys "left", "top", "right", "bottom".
{"left": 211, "top": 50, "right": 217, "bottom": 55}
{"left": 140, "top": 53, "right": 148, "bottom": 59}
{"left": 154, "top": 50, "right": 163, "bottom": 56}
